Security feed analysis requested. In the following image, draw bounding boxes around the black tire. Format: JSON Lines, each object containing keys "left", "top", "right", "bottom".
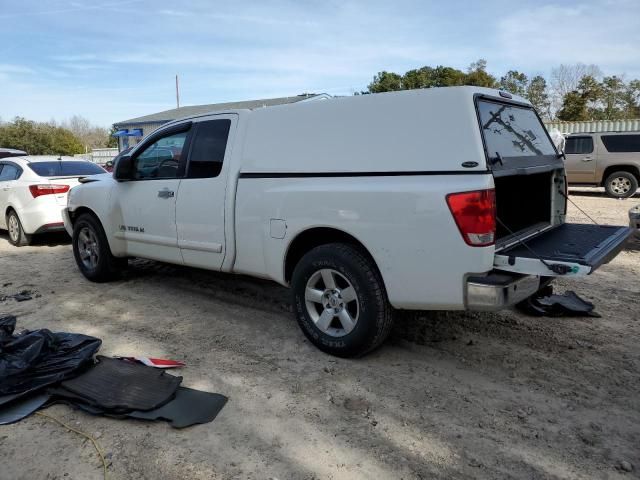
{"left": 604, "top": 171, "right": 638, "bottom": 198}
{"left": 291, "top": 243, "right": 393, "bottom": 357}
{"left": 72, "top": 213, "right": 126, "bottom": 282}
{"left": 6, "top": 210, "right": 31, "bottom": 247}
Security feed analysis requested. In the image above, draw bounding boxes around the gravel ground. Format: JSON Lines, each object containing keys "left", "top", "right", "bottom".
{"left": 0, "top": 188, "right": 639, "bottom": 480}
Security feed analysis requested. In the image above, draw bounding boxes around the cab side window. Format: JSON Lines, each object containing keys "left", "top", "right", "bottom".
{"left": 133, "top": 131, "right": 188, "bottom": 180}
{"left": 186, "top": 120, "right": 231, "bottom": 179}
{"left": 565, "top": 136, "right": 593, "bottom": 155}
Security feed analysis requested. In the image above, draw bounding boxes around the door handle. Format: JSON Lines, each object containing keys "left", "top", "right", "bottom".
{"left": 157, "top": 189, "right": 175, "bottom": 199}
{"left": 581, "top": 156, "right": 593, "bottom": 162}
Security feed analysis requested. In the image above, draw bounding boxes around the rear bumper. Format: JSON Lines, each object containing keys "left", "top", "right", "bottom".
{"left": 33, "top": 222, "right": 66, "bottom": 234}
{"left": 18, "top": 204, "right": 65, "bottom": 235}
{"left": 465, "top": 272, "right": 542, "bottom": 311}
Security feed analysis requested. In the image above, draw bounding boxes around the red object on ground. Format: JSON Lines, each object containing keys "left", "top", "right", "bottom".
{"left": 116, "top": 356, "right": 185, "bottom": 368}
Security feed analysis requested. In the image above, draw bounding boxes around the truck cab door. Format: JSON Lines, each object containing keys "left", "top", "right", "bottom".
{"left": 175, "top": 115, "right": 236, "bottom": 270}
{"left": 564, "top": 135, "right": 597, "bottom": 183}
{"left": 111, "top": 124, "right": 192, "bottom": 263}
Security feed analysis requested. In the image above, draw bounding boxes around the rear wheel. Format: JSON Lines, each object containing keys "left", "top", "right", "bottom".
{"left": 291, "top": 243, "right": 393, "bottom": 357}
{"left": 72, "top": 213, "right": 126, "bottom": 282}
{"left": 6, "top": 210, "right": 31, "bottom": 247}
{"left": 604, "top": 171, "right": 638, "bottom": 198}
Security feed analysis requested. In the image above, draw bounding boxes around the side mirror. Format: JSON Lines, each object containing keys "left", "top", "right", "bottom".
{"left": 114, "top": 155, "right": 133, "bottom": 181}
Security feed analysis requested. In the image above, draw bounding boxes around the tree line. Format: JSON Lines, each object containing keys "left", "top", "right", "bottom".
{"left": 0, "top": 116, "right": 116, "bottom": 155}
{"left": 365, "top": 60, "right": 640, "bottom": 121}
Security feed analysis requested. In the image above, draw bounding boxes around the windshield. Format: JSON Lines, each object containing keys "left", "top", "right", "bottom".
{"left": 477, "top": 100, "right": 556, "bottom": 160}
{"left": 28, "top": 161, "right": 105, "bottom": 177}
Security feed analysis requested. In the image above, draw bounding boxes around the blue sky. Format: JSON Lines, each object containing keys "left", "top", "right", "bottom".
{"left": 0, "top": 0, "right": 638, "bottom": 126}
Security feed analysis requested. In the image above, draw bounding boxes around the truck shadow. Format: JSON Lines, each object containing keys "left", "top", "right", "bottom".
{"left": 121, "top": 257, "right": 635, "bottom": 358}
{"left": 0, "top": 230, "right": 70, "bottom": 247}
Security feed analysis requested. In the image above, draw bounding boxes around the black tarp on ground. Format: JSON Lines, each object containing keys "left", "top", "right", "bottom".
{"left": 0, "top": 315, "right": 101, "bottom": 396}
{"left": 1, "top": 317, "right": 226, "bottom": 428}
{"left": 517, "top": 289, "right": 601, "bottom": 317}
{"left": 52, "top": 356, "right": 182, "bottom": 413}
{"left": 0, "top": 392, "right": 50, "bottom": 425}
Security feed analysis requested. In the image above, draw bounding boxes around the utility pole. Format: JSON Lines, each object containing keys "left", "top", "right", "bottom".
{"left": 175, "top": 74, "right": 180, "bottom": 108}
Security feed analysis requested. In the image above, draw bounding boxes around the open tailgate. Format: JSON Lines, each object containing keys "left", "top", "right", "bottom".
{"left": 494, "top": 223, "right": 632, "bottom": 276}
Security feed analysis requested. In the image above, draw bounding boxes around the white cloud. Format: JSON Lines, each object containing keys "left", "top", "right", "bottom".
{"left": 1, "top": 0, "right": 639, "bottom": 125}
{"left": 496, "top": 2, "right": 640, "bottom": 76}
{"left": 0, "top": 75, "right": 171, "bottom": 126}
{"left": 51, "top": 54, "right": 99, "bottom": 62}
{"left": 158, "top": 9, "right": 190, "bottom": 17}
{"left": 0, "top": 64, "right": 34, "bottom": 74}
{"left": 0, "top": 0, "right": 145, "bottom": 19}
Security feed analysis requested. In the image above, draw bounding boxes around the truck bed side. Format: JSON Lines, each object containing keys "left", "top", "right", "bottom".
{"left": 233, "top": 173, "right": 494, "bottom": 310}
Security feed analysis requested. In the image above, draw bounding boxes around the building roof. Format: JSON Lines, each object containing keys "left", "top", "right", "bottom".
{"left": 115, "top": 93, "right": 329, "bottom": 126}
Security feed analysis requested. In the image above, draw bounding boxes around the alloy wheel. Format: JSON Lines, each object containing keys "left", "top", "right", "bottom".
{"left": 611, "top": 176, "right": 632, "bottom": 195}
{"left": 8, "top": 215, "right": 19, "bottom": 242}
{"left": 305, "top": 268, "right": 359, "bottom": 337}
{"left": 77, "top": 226, "right": 100, "bottom": 270}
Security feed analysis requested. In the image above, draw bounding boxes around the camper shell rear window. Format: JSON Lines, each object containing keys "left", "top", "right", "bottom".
{"left": 475, "top": 97, "right": 561, "bottom": 176}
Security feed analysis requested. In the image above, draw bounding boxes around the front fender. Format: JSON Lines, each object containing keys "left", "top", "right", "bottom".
{"left": 67, "top": 177, "right": 126, "bottom": 256}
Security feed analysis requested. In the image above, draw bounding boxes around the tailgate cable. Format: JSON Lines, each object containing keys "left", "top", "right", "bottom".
{"left": 557, "top": 188, "right": 599, "bottom": 225}
{"left": 496, "top": 217, "right": 573, "bottom": 275}
{"left": 494, "top": 180, "right": 600, "bottom": 276}
{"left": 554, "top": 159, "right": 599, "bottom": 225}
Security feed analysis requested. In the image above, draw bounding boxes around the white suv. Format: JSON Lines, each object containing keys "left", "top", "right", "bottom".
{"left": 0, "top": 156, "right": 105, "bottom": 246}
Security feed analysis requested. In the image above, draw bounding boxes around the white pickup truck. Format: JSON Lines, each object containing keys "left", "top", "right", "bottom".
{"left": 64, "top": 87, "right": 631, "bottom": 357}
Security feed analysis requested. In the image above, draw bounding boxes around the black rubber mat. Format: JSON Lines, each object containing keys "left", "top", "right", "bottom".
{"left": 57, "top": 356, "right": 181, "bottom": 412}
{"left": 129, "top": 386, "right": 228, "bottom": 428}
{"left": 51, "top": 387, "right": 227, "bottom": 428}
{"left": 536, "top": 291, "right": 601, "bottom": 317}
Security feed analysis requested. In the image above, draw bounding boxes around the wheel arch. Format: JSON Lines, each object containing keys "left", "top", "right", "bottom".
{"left": 68, "top": 206, "right": 123, "bottom": 257}
{"left": 5, "top": 204, "right": 16, "bottom": 218}
{"left": 283, "top": 227, "right": 386, "bottom": 288}
{"left": 68, "top": 206, "right": 101, "bottom": 226}
{"left": 4, "top": 205, "right": 21, "bottom": 231}
{"left": 601, "top": 165, "right": 640, "bottom": 186}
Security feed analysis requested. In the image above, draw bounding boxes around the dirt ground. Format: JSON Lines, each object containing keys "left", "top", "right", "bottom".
{"left": 1, "top": 188, "right": 639, "bottom": 480}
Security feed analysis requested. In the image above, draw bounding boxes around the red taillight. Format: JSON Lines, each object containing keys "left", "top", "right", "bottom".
{"left": 446, "top": 189, "right": 496, "bottom": 247}
{"left": 29, "top": 184, "right": 70, "bottom": 198}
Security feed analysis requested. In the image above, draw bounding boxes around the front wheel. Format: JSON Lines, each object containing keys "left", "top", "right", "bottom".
{"left": 604, "top": 171, "right": 638, "bottom": 198}
{"left": 72, "top": 213, "right": 126, "bottom": 282}
{"left": 291, "top": 243, "right": 393, "bottom": 357}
